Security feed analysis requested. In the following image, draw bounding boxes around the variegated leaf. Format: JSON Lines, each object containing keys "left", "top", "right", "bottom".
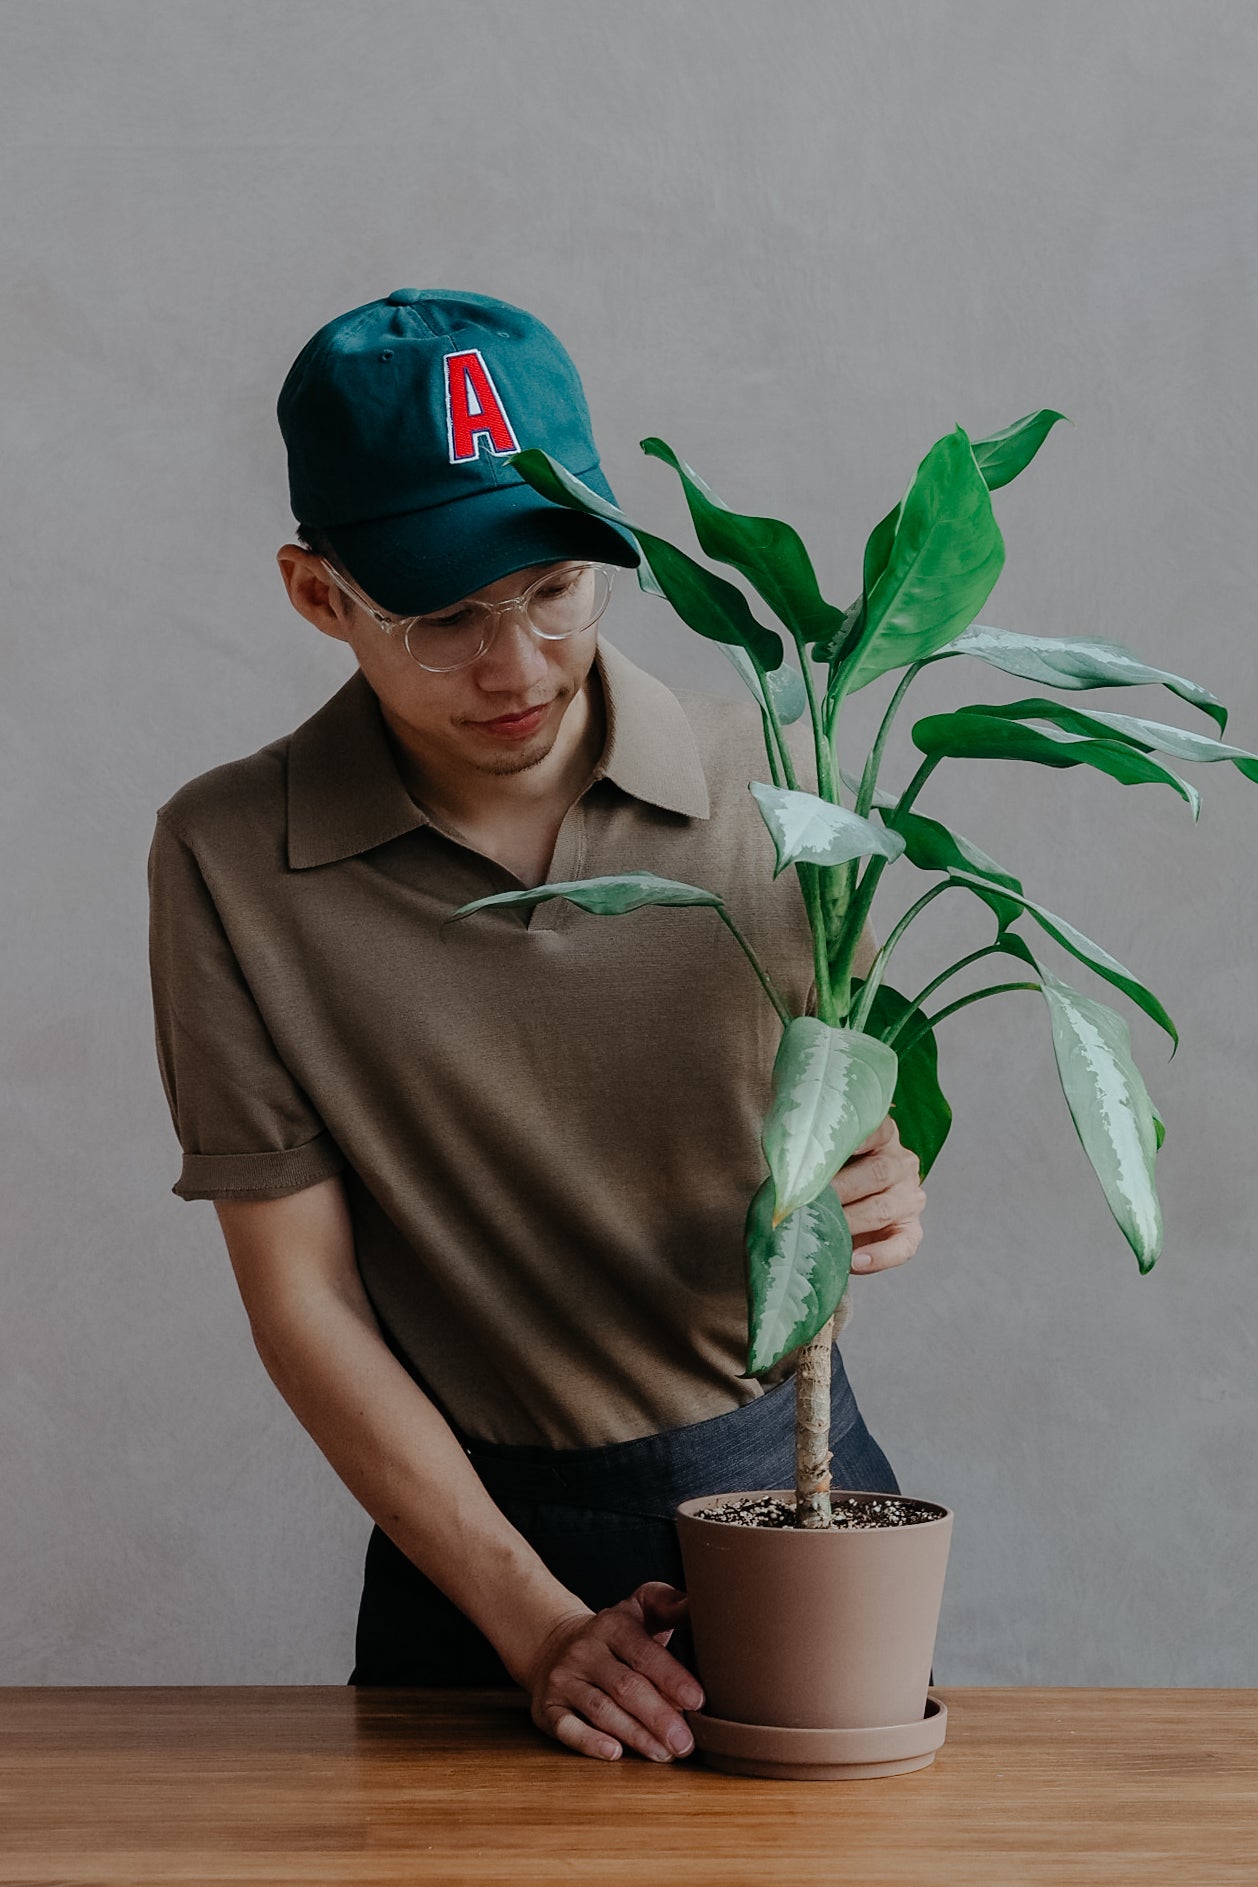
{"left": 926, "top": 624, "right": 1227, "bottom": 733}
{"left": 762, "top": 1018, "right": 899, "bottom": 1226}
{"left": 446, "top": 872, "right": 723, "bottom": 923}
{"left": 744, "top": 1176, "right": 853, "bottom": 1375}
{"left": 717, "top": 643, "right": 809, "bottom": 724}
{"left": 748, "top": 782, "right": 906, "bottom": 878}
{"left": 1038, "top": 966, "right": 1164, "bottom": 1272}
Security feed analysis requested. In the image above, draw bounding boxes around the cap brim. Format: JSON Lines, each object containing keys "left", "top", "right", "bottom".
{"left": 322, "top": 464, "right": 641, "bottom": 615}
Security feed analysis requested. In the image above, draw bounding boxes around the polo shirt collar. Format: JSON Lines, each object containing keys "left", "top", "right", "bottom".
{"left": 286, "top": 634, "right": 711, "bottom": 870}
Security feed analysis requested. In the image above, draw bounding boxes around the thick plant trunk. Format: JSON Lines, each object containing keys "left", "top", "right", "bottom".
{"left": 794, "top": 1314, "right": 834, "bottom": 1527}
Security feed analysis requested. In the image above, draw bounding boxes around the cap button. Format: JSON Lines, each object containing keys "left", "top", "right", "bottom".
{"left": 386, "top": 287, "right": 422, "bottom": 305}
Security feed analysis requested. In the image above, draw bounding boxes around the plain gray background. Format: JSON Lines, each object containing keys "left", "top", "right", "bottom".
{"left": 4, "top": 0, "right": 1255, "bottom": 1686}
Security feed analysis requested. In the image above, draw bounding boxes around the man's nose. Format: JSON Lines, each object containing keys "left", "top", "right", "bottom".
{"left": 479, "top": 602, "right": 550, "bottom": 673}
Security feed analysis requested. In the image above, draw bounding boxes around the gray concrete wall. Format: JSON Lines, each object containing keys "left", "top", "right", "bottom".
{"left": 3, "top": 0, "right": 1255, "bottom": 1684}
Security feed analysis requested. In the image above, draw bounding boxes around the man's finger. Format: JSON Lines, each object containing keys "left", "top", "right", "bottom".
{"left": 842, "top": 1179, "right": 927, "bottom": 1235}
{"left": 851, "top": 1221, "right": 923, "bottom": 1271}
{"left": 606, "top": 1612, "right": 704, "bottom": 1709}
{"left": 854, "top": 1113, "right": 896, "bottom": 1153}
{"left": 566, "top": 1674, "right": 678, "bottom": 1764}
{"left": 546, "top": 1706, "right": 623, "bottom": 1762}
{"left": 633, "top": 1580, "right": 689, "bottom": 1618}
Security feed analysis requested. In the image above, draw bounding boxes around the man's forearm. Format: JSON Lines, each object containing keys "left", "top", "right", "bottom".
{"left": 252, "top": 1290, "right": 589, "bottom": 1684}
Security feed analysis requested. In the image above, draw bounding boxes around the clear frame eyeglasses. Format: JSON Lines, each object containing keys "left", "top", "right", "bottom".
{"left": 317, "top": 556, "right": 617, "bottom": 673}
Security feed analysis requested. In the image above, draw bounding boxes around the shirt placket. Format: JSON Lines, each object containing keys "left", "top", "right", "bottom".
{"left": 525, "top": 794, "right": 590, "bottom": 933}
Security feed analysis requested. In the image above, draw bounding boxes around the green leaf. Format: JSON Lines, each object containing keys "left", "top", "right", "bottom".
{"left": 1037, "top": 964, "right": 1164, "bottom": 1272}
{"left": 744, "top": 1176, "right": 853, "bottom": 1376}
{"left": 509, "top": 447, "right": 638, "bottom": 533}
{"left": 717, "top": 644, "right": 809, "bottom": 724}
{"left": 969, "top": 408, "right": 1070, "bottom": 490}
{"left": 840, "top": 427, "right": 1006, "bottom": 695}
{"left": 815, "top": 593, "right": 868, "bottom": 668}
{"left": 857, "top": 980, "right": 953, "bottom": 1179}
{"left": 748, "top": 782, "right": 906, "bottom": 879}
{"left": 510, "top": 447, "right": 783, "bottom": 670}
{"left": 911, "top": 709, "right": 1202, "bottom": 818}
{"left": 863, "top": 503, "right": 901, "bottom": 597}
{"left": 445, "top": 872, "right": 724, "bottom": 923}
{"left": 816, "top": 412, "right": 1063, "bottom": 668}
{"left": 640, "top": 535, "right": 785, "bottom": 672}
{"left": 878, "top": 804, "right": 1025, "bottom": 928}
{"left": 946, "top": 870, "right": 1178, "bottom": 1050}
{"left": 641, "top": 436, "right": 848, "bottom": 649}
{"left": 762, "top": 1017, "right": 898, "bottom": 1226}
{"left": 964, "top": 697, "right": 1258, "bottom": 784}
{"left": 926, "top": 624, "right": 1228, "bottom": 734}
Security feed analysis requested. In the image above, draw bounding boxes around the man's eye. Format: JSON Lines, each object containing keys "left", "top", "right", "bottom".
{"left": 424, "top": 610, "right": 472, "bottom": 630}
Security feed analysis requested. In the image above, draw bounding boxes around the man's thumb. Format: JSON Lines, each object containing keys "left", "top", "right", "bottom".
{"left": 636, "top": 1580, "right": 690, "bottom": 1620}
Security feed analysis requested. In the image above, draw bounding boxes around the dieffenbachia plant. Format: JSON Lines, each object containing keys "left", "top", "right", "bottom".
{"left": 446, "top": 413, "right": 1258, "bottom": 1526}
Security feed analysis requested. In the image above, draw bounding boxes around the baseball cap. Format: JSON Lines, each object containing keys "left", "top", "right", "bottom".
{"left": 277, "top": 287, "right": 641, "bottom": 614}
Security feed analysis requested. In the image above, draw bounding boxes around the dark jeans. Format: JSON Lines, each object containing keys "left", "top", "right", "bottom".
{"left": 349, "top": 1347, "right": 899, "bottom": 1687}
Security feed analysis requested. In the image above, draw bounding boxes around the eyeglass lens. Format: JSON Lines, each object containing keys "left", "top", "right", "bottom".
{"left": 404, "top": 564, "right": 613, "bottom": 671}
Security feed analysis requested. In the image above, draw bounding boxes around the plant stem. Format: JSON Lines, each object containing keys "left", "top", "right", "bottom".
{"left": 847, "top": 880, "right": 959, "bottom": 1033}
{"left": 752, "top": 657, "right": 799, "bottom": 792}
{"left": 796, "top": 639, "right": 834, "bottom": 801}
{"left": 714, "top": 908, "right": 793, "bottom": 1027}
{"left": 880, "top": 943, "right": 1005, "bottom": 1048}
{"left": 854, "top": 661, "right": 926, "bottom": 819}
{"left": 752, "top": 653, "right": 835, "bottom": 1026}
{"left": 758, "top": 708, "right": 784, "bottom": 788}
{"left": 826, "top": 753, "right": 944, "bottom": 1006}
{"left": 892, "top": 980, "right": 1041, "bottom": 1060}
{"left": 794, "top": 1313, "right": 835, "bottom": 1527}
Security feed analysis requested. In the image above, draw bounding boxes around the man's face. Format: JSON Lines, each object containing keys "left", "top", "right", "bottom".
{"left": 288, "top": 553, "right": 604, "bottom": 785}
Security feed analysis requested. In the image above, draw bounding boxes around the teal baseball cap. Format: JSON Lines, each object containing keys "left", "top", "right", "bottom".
{"left": 277, "top": 287, "right": 640, "bottom": 614}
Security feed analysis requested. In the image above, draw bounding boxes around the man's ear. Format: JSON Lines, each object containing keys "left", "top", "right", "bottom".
{"left": 276, "top": 545, "right": 354, "bottom": 645}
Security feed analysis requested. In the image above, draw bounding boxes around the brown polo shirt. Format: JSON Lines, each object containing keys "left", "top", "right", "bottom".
{"left": 147, "top": 635, "right": 877, "bottom": 1447}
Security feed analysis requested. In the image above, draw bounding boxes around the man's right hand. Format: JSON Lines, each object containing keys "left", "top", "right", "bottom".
{"left": 525, "top": 1582, "right": 705, "bottom": 1762}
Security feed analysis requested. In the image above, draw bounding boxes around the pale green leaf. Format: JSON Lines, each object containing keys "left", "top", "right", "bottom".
{"left": 762, "top": 1018, "right": 898, "bottom": 1226}
{"left": 928, "top": 624, "right": 1228, "bottom": 734}
{"left": 744, "top": 1177, "right": 853, "bottom": 1375}
{"left": 717, "top": 643, "right": 809, "bottom": 724}
{"left": 445, "top": 872, "right": 724, "bottom": 923}
{"left": 749, "top": 782, "right": 906, "bottom": 878}
{"left": 1038, "top": 966, "right": 1164, "bottom": 1272}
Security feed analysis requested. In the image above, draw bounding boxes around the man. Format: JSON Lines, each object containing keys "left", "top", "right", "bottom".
{"left": 147, "top": 288, "right": 926, "bottom": 1767}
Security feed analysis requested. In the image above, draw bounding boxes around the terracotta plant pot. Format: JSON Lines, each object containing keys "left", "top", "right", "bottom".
{"left": 674, "top": 1488, "right": 953, "bottom": 1779}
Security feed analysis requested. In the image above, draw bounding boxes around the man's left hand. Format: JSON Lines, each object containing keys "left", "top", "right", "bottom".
{"left": 831, "top": 1113, "right": 926, "bottom": 1274}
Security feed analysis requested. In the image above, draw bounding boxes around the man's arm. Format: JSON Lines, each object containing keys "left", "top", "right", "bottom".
{"left": 213, "top": 1176, "right": 702, "bottom": 1762}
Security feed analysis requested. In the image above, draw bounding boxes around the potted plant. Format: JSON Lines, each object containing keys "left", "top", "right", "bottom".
{"left": 449, "top": 413, "right": 1257, "bottom": 1778}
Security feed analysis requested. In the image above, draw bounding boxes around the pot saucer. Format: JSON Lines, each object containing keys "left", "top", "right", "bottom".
{"left": 685, "top": 1692, "right": 946, "bottom": 1780}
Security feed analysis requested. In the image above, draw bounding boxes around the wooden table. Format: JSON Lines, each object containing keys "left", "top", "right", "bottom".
{"left": 2, "top": 1687, "right": 1253, "bottom": 1884}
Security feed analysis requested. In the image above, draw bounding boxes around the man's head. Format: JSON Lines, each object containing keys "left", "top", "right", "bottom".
{"left": 277, "top": 287, "right": 638, "bottom": 615}
{"left": 276, "top": 288, "right": 639, "bottom": 794}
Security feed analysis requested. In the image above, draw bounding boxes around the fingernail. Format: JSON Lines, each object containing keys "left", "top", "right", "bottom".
{"left": 680, "top": 1684, "right": 703, "bottom": 1709}
{"left": 852, "top": 1251, "right": 871, "bottom": 1270}
{"left": 668, "top": 1724, "right": 695, "bottom": 1755}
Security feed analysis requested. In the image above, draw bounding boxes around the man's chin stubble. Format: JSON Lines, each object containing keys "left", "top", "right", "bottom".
{"left": 468, "top": 735, "right": 556, "bottom": 777}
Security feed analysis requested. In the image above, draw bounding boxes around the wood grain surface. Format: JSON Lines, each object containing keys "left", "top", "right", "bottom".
{"left": 1, "top": 1686, "right": 1253, "bottom": 1885}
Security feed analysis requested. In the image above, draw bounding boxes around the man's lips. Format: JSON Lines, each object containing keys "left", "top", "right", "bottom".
{"left": 471, "top": 701, "right": 550, "bottom": 735}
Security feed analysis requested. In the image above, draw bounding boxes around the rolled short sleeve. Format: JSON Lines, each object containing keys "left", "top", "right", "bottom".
{"left": 146, "top": 811, "right": 347, "bottom": 1202}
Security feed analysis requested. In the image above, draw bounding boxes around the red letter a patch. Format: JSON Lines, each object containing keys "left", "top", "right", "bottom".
{"left": 444, "top": 350, "right": 521, "bottom": 463}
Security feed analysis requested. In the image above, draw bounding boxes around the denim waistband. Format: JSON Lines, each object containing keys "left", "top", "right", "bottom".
{"left": 459, "top": 1348, "right": 860, "bottom": 1519}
